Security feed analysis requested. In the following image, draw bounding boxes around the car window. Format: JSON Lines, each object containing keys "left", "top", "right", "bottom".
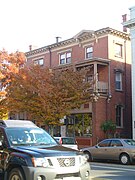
{"left": 124, "top": 139, "right": 135, "bottom": 146}
{"left": 98, "top": 140, "right": 111, "bottom": 147}
{"left": 6, "top": 127, "right": 57, "bottom": 146}
{"left": 62, "top": 138, "right": 76, "bottom": 145}
{"left": 110, "top": 140, "right": 123, "bottom": 147}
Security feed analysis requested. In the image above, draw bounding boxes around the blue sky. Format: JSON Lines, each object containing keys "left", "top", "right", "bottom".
{"left": 0, "top": 0, "right": 134, "bottom": 53}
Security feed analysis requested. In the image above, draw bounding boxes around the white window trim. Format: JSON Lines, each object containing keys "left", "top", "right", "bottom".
{"left": 114, "top": 43, "right": 123, "bottom": 58}
{"left": 33, "top": 58, "right": 44, "bottom": 66}
{"left": 57, "top": 48, "right": 72, "bottom": 55}
{"left": 59, "top": 52, "right": 71, "bottom": 65}
{"left": 82, "top": 42, "right": 94, "bottom": 48}
{"left": 115, "top": 72, "right": 122, "bottom": 91}
{"left": 85, "top": 46, "right": 93, "bottom": 59}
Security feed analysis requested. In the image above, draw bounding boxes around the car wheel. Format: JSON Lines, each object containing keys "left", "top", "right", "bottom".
{"left": 8, "top": 168, "right": 25, "bottom": 180}
{"left": 84, "top": 151, "right": 92, "bottom": 162}
{"left": 120, "top": 153, "right": 130, "bottom": 165}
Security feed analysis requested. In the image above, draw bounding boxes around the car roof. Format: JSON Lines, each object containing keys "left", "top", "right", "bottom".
{"left": 54, "top": 137, "right": 76, "bottom": 141}
{"left": 0, "top": 120, "right": 37, "bottom": 128}
{"left": 101, "top": 138, "right": 133, "bottom": 141}
{"left": 54, "top": 137, "right": 75, "bottom": 138}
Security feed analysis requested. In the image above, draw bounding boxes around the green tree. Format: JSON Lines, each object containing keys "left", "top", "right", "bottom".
{"left": 101, "top": 120, "right": 116, "bottom": 138}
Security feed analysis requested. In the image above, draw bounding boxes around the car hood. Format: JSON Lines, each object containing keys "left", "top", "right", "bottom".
{"left": 10, "top": 145, "right": 81, "bottom": 158}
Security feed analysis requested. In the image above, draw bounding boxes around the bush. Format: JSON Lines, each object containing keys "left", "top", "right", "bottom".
{"left": 101, "top": 120, "right": 116, "bottom": 138}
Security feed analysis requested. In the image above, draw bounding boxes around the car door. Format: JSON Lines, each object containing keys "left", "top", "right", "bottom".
{"left": 105, "top": 139, "right": 123, "bottom": 161}
{"left": 0, "top": 129, "right": 9, "bottom": 171}
{"left": 91, "top": 139, "right": 111, "bottom": 160}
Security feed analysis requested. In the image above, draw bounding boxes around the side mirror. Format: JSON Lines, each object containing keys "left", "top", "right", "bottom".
{"left": 95, "top": 145, "right": 99, "bottom": 148}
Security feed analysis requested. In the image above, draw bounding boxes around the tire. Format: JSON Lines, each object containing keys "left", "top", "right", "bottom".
{"left": 84, "top": 151, "right": 92, "bottom": 162}
{"left": 8, "top": 168, "right": 25, "bottom": 180}
{"left": 120, "top": 153, "right": 130, "bottom": 165}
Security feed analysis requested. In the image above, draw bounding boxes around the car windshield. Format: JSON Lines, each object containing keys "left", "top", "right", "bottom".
{"left": 6, "top": 127, "right": 57, "bottom": 146}
{"left": 124, "top": 139, "right": 135, "bottom": 146}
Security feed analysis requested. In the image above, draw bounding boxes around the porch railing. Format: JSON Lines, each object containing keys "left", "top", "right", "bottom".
{"left": 97, "top": 81, "right": 108, "bottom": 93}
{"left": 88, "top": 81, "right": 108, "bottom": 94}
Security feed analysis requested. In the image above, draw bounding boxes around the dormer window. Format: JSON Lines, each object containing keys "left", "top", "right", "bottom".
{"left": 86, "top": 47, "right": 93, "bottom": 59}
{"left": 60, "top": 52, "right": 71, "bottom": 65}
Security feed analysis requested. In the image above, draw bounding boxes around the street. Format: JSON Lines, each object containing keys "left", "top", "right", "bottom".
{"left": 1, "top": 162, "right": 135, "bottom": 180}
{"left": 90, "top": 162, "right": 135, "bottom": 179}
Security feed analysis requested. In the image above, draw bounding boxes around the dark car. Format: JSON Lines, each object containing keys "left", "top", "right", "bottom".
{"left": 0, "top": 120, "right": 90, "bottom": 180}
{"left": 81, "top": 138, "right": 135, "bottom": 165}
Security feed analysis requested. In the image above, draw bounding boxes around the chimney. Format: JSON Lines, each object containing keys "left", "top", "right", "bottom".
{"left": 122, "top": 14, "right": 127, "bottom": 32}
{"left": 29, "top": 45, "right": 32, "bottom": 51}
{"left": 29, "top": 45, "right": 38, "bottom": 51}
{"left": 56, "top": 37, "right": 61, "bottom": 43}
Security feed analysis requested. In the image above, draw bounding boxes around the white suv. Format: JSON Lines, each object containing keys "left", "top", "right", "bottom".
{"left": 54, "top": 136, "right": 79, "bottom": 150}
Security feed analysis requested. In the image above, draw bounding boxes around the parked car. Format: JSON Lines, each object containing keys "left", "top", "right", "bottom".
{"left": 81, "top": 138, "right": 135, "bottom": 165}
{"left": 0, "top": 120, "right": 90, "bottom": 180}
{"left": 54, "top": 136, "right": 79, "bottom": 150}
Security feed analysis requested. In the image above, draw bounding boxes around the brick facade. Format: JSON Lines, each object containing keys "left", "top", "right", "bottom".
{"left": 25, "top": 27, "right": 132, "bottom": 146}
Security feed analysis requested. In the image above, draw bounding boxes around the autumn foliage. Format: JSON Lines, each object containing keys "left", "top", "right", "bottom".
{"left": 2, "top": 64, "right": 94, "bottom": 125}
{"left": 0, "top": 49, "right": 94, "bottom": 124}
{"left": 0, "top": 49, "right": 26, "bottom": 118}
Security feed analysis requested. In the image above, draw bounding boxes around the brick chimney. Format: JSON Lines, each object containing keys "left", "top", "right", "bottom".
{"left": 29, "top": 45, "right": 38, "bottom": 51}
{"left": 122, "top": 14, "right": 127, "bottom": 32}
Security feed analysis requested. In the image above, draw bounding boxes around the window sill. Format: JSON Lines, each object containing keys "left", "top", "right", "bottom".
{"left": 116, "top": 126, "right": 123, "bottom": 129}
{"left": 115, "top": 89, "right": 123, "bottom": 92}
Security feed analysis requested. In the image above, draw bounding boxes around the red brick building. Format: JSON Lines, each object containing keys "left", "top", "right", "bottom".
{"left": 25, "top": 27, "right": 132, "bottom": 147}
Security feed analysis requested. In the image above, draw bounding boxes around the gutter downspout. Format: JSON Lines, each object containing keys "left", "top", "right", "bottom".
{"left": 106, "top": 61, "right": 111, "bottom": 120}
{"left": 48, "top": 47, "right": 52, "bottom": 68}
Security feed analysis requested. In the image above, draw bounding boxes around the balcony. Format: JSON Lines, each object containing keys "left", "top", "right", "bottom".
{"left": 88, "top": 81, "right": 108, "bottom": 95}
{"left": 97, "top": 81, "right": 108, "bottom": 94}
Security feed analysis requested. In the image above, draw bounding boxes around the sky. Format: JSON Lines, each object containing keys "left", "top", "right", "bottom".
{"left": 0, "top": 0, "right": 134, "bottom": 53}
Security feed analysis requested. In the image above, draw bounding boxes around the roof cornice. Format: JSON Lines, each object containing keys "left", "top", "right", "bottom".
{"left": 25, "top": 27, "right": 130, "bottom": 57}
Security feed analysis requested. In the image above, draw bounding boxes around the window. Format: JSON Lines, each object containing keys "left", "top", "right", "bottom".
{"left": 34, "top": 58, "right": 44, "bottom": 66}
{"left": 116, "top": 105, "right": 123, "bottom": 127}
{"left": 98, "top": 140, "right": 111, "bottom": 147}
{"left": 60, "top": 52, "right": 71, "bottom": 65}
{"left": 18, "top": 112, "right": 25, "bottom": 120}
{"left": 86, "top": 47, "right": 93, "bottom": 59}
{"left": 115, "top": 72, "right": 122, "bottom": 90}
{"left": 86, "top": 75, "right": 93, "bottom": 82}
{"left": 110, "top": 140, "right": 123, "bottom": 147}
{"left": 65, "top": 114, "right": 92, "bottom": 137}
{"left": 115, "top": 43, "right": 122, "bottom": 57}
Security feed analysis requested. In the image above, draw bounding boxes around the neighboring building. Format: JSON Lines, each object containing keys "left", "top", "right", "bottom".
{"left": 123, "top": 6, "right": 135, "bottom": 140}
{"left": 25, "top": 27, "right": 132, "bottom": 147}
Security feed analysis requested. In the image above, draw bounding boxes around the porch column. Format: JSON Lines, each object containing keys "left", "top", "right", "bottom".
{"left": 93, "top": 62, "right": 98, "bottom": 92}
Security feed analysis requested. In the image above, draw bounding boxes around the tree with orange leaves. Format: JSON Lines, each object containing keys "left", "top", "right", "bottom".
{"left": 2, "top": 64, "right": 94, "bottom": 125}
{"left": 0, "top": 49, "right": 26, "bottom": 119}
